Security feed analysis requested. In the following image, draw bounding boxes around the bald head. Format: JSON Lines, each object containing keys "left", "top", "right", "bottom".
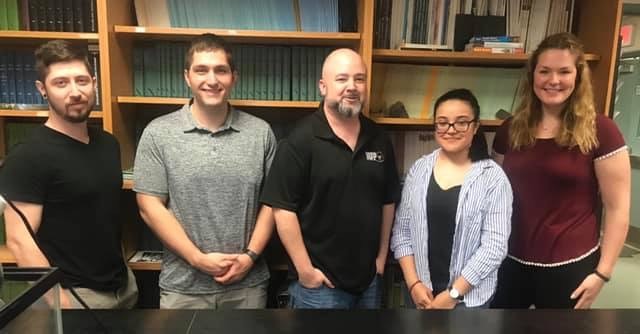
{"left": 319, "top": 48, "right": 367, "bottom": 118}
{"left": 321, "top": 48, "right": 366, "bottom": 80}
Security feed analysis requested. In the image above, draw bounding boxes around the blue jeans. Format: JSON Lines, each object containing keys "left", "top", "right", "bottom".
{"left": 288, "top": 274, "right": 382, "bottom": 309}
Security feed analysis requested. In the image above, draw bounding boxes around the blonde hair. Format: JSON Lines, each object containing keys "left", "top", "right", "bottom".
{"left": 509, "top": 32, "right": 598, "bottom": 154}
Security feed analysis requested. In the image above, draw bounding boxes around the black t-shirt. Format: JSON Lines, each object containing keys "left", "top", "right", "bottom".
{"left": 0, "top": 125, "right": 126, "bottom": 291}
{"left": 261, "top": 109, "right": 401, "bottom": 294}
{"left": 426, "top": 173, "right": 460, "bottom": 294}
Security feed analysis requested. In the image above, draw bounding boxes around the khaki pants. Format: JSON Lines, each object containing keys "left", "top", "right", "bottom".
{"left": 69, "top": 267, "right": 138, "bottom": 309}
{"left": 160, "top": 282, "right": 268, "bottom": 309}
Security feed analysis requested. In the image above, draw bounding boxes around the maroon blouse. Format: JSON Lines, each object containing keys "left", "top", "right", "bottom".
{"left": 493, "top": 114, "right": 626, "bottom": 264}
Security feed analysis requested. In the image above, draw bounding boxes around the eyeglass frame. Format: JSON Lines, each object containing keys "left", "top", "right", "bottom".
{"left": 434, "top": 118, "right": 478, "bottom": 133}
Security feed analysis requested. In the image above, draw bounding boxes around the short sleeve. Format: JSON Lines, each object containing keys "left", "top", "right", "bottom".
{"left": 264, "top": 126, "right": 277, "bottom": 177}
{"left": 133, "top": 124, "right": 168, "bottom": 196}
{"left": 0, "top": 143, "right": 47, "bottom": 204}
{"left": 492, "top": 118, "right": 511, "bottom": 155}
{"left": 260, "top": 139, "right": 307, "bottom": 212}
{"left": 594, "top": 114, "right": 627, "bottom": 159}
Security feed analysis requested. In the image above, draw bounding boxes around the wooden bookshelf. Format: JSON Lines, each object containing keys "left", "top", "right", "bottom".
{"left": 122, "top": 179, "right": 134, "bottom": 190}
{"left": 128, "top": 260, "right": 160, "bottom": 271}
{"left": 117, "top": 96, "right": 320, "bottom": 109}
{"left": 114, "top": 25, "right": 360, "bottom": 46}
{"left": 372, "top": 49, "right": 601, "bottom": 66}
{"left": 0, "top": 245, "right": 16, "bottom": 264}
{"left": 0, "top": 109, "right": 103, "bottom": 118}
{"left": 0, "top": 31, "right": 99, "bottom": 42}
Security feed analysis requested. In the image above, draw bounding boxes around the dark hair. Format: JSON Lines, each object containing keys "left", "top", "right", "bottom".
{"left": 185, "top": 33, "right": 235, "bottom": 72}
{"left": 35, "top": 40, "right": 92, "bottom": 82}
{"left": 433, "top": 88, "right": 490, "bottom": 162}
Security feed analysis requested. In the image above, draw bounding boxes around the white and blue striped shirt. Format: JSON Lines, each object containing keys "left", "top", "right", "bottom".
{"left": 391, "top": 149, "right": 513, "bottom": 307}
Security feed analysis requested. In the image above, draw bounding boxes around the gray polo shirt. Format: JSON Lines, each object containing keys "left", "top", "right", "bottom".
{"left": 133, "top": 102, "right": 276, "bottom": 294}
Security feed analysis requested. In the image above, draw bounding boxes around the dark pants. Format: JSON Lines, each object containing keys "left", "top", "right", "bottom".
{"left": 491, "top": 250, "right": 599, "bottom": 309}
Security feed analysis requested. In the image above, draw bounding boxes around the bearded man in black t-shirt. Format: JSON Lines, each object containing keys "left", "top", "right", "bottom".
{"left": 0, "top": 40, "right": 137, "bottom": 309}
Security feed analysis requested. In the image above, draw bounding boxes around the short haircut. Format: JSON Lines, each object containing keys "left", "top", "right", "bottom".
{"left": 34, "top": 40, "right": 92, "bottom": 82}
{"left": 184, "top": 33, "right": 235, "bottom": 72}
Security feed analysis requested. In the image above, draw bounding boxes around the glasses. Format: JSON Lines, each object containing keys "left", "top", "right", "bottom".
{"left": 434, "top": 119, "right": 477, "bottom": 133}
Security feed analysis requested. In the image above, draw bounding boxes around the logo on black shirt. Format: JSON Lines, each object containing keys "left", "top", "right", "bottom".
{"left": 365, "top": 151, "right": 384, "bottom": 162}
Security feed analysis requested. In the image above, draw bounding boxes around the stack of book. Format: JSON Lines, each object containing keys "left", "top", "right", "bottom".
{"left": 464, "top": 36, "right": 524, "bottom": 54}
{"left": 0, "top": 0, "right": 97, "bottom": 32}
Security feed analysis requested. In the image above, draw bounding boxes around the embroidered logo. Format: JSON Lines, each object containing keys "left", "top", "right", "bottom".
{"left": 365, "top": 151, "right": 384, "bottom": 162}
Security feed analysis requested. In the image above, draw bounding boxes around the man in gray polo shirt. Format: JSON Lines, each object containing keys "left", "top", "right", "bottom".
{"left": 133, "top": 34, "right": 276, "bottom": 309}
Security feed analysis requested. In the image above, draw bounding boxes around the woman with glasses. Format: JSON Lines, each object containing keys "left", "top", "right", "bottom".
{"left": 390, "top": 88, "right": 512, "bottom": 309}
{"left": 491, "top": 33, "right": 630, "bottom": 309}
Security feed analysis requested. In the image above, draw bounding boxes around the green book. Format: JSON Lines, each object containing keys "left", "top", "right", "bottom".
{"left": 6, "top": 0, "right": 19, "bottom": 30}
{"left": 291, "top": 46, "right": 301, "bottom": 101}
{"left": 0, "top": 0, "right": 8, "bottom": 30}
{"left": 282, "top": 46, "right": 291, "bottom": 101}
{"left": 133, "top": 47, "right": 144, "bottom": 96}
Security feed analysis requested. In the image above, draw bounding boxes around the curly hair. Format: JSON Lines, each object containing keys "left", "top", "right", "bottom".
{"left": 509, "top": 32, "right": 598, "bottom": 154}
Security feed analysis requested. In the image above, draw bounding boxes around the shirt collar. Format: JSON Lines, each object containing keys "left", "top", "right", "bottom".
{"left": 312, "top": 101, "right": 374, "bottom": 150}
{"left": 181, "top": 99, "right": 243, "bottom": 134}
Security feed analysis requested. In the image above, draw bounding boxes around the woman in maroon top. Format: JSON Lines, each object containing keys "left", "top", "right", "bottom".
{"left": 491, "top": 33, "right": 630, "bottom": 309}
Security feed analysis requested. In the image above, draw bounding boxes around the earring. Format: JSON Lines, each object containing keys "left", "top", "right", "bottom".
{"left": 42, "top": 94, "right": 47, "bottom": 99}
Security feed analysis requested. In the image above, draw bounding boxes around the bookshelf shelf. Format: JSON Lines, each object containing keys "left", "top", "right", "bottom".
{"left": 372, "top": 49, "right": 601, "bottom": 66}
{"left": 122, "top": 179, "right": 134, "bottom": 190}
{"left": 128, "top": 261, "right": 160, "bottom": 271}
{"left": 117, "top": 96, "right": 320, "bottom": 109}
{"left": 0, "top": 245, "right": 16, "bottom": 264}
{"left": 0, "top": 31, "right": 99, "bottom": 42}
{"left": 373, "top": 117, "right": 504, "bottom": 127}
{"left": 0, "top": 109, "right": 103, "bottom": 118}
{"left": 114, "top": 25, "right": 361, "bottom": 46}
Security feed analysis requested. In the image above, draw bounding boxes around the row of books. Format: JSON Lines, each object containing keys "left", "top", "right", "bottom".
{"left": 133, "top": 43, "right": 332, "bottom": 102}
{"left": 0, "top": 50, "right": 46, "bottom": 106}
{"left": 374, "top": 0, "right": 574, "bottom": 52}
{"left": 134, "top": 0, "right": 357, "bottom": 33}
{"left": 0, "top": 0, "right": 97, "bottom": 32}
{"left": 0, "top": 48, "right": 101, "bottom": 108}
{"left": 464, "top": 36, "right": 525, "bottom": 54}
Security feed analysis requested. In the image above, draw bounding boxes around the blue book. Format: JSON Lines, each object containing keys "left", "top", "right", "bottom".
{"left": 23, "top": 53, "right": 36, "bottom": 104}
{"left": 0, "top": 52, "right": 8, "bottom": 103}
{"left": 6, "top": 52, "right": 17, "bottom": 103}
{"left": 14, "top": 52, "right": 25, "bottom": 104}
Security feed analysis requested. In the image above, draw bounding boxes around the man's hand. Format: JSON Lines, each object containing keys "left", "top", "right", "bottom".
{"left": 193, "top": 252, "right": 237, "bottom": 276}
{"left": 214, "top": 253, "right": 254, "bottom": 285}
{"left": 298, "top": 268, "right": 334, "bottom": 289}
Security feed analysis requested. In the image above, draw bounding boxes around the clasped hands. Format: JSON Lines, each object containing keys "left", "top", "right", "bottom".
{"left": 193, "top": 251, "right": 254, "bottom": 285}
{"left": 410, "top": 282, "right": 457, "bottom": 310}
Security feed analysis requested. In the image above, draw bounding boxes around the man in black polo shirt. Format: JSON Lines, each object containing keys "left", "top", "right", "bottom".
{"left": 261, "top": 48, "right": 400, "bottom": 309}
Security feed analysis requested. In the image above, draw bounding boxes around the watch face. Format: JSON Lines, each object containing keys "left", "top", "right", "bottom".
{"left": 449, "top": 288, "right": 462, "bottom": 300}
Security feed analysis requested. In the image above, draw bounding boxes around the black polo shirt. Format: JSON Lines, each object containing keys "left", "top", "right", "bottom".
{"left": 261, "top": 108, "right": 400, "bottom": 294}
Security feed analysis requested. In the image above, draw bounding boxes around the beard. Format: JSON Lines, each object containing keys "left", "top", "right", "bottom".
{"left": 49, "top": 97, "right": 95, "bottom": 123}
{"left": 326, "top": 99, "right": 362, "bottom": 118}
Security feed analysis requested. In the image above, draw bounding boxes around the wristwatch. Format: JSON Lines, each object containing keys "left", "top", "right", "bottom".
{"left": 448, "top": 287, "right": 464, "bottom": 302}
{"left": 243, "top": 248, "right": 260, "bottom": 263}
